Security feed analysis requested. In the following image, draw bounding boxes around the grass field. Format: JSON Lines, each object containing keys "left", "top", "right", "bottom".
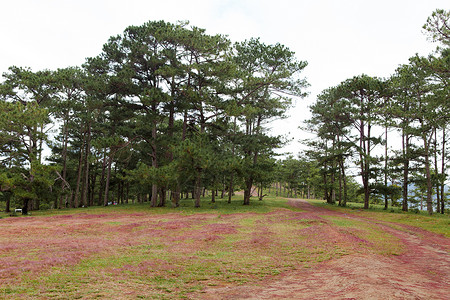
{"left": 307, "top": 199, "right": 450, "bottom": 237}
{"left": 0, "top": 196, "right": 448, "bottom": 299}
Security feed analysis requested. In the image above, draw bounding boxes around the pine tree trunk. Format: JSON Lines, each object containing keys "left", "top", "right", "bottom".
{"left": 434, "top": 129, "right": 440, "bottom": 213}
{"left": 228, "top": 172, "right": 234, "bottom": 204}
{"left": 103, "top": 154, "right": 113, "bottom": 206}
{"left": 98, "top": 150, "right": 107, "bottom": 206}
{"left": 158, "top": 187, "right": 166, "bottom": 207}
{"left": 172, "top": 185, "right": 180, "bottom": 208}
{"left": 59, "top": 118, "right": 69, "bottom": 209}
{"left": 194, "top": 171, "right": 202, "bottom": 208}
{"left": 150, "top": 102, "right": 159, "bottom": 207}
{"left": 359, "top": 106, "right": 370, "bottom": 210}
{"left": 38, "top": 123, "right": 44, "bottom": 164}
{"left": 402, "top": 131, "right": 409, "bottom": 212}
{"left": 90, "top": 168, "right": 96, "bottom": 207}
{"left": 441, "top": 129, "right": 446, "bottom": 214}
{"left": 243, "top": 178, "right": 253, "bottom": 205}
{"left": 363, "top": 178, "right": 370, "bottom": 209}
{"left": 5, "top": 192, "right": 11, "bottom": 213}
{"left": 148, "top": 184, "right": 156, "bottom": 207}
{"left": 340, "top": 160, "right": 347, "bottom": 207}
{"left": 384, "top": 126, "right": 389, "bottom": 210}
{"left": 424, "top": 138, "right": 433, "bottom": 215}
{"left": 323, "top": 173, "right": 329, "bottom": 202}
{"left": 82, "top": 122, "right": 91, "bottom": 207}
{"left": 73, "top": 143, "right": 84, "bottom": 208}
{"left": 364, "top": 107, "right": 370, "bottom": 209}
{"left": 338, "top": 159, "right": 342, "bottom": 206}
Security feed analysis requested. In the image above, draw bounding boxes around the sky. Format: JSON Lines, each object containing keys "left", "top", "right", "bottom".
{"left": 0, "top": 0, "right": 447, "bottom": 156}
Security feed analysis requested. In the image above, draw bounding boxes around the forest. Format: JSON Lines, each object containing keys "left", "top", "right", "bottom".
{"left": 0, "top": 9, "right": 448, "bottom": 215}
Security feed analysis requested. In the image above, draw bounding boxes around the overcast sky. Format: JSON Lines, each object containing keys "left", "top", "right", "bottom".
{"left": 0, "top": 0, "right": 447, "bottom": 155}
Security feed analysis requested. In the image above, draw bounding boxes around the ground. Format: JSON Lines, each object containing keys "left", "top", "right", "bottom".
{"left": 197, "top": 199, "right": 450, "bottom": 299}
{"left": 0, "top": 198, "right": 448, "bottom": 299}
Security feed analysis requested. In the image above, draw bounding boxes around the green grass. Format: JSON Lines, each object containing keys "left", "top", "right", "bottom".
{"left": 0, "top": 195, "right": 282, "bottom": 220}
{"left": 308, "top": 199, "right": 450, "bottom": 237}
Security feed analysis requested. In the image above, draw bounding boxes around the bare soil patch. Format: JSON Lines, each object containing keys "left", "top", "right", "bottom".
{"left": 197, "top": 199, "right": 450, "bottom": 300}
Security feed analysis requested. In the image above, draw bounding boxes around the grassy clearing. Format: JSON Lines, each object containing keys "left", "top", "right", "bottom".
{"left": 0, "top": 195, "right": 285, "bottom": 220}
{"left": 0, "top": 196, "right": 335, "bottom": 298}
{"left": 0, "top": 195, "right": 446, "bottom": 298}
{"left": 308, "top": 199, "right": 450, "bottom": 237}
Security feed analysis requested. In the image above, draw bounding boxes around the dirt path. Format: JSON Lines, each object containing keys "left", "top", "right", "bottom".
{"left": 198, "top": 199, "right": 450, "bottom": 299}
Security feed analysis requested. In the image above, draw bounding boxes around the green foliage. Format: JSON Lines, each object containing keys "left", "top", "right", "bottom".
{"left": 423, "top": 9, "right": 450, "bottom": 47}
{"left": 231, "top": 38, "right": 308, "bottom": 204}
{"left": 1, "top": 11, "right": 447, "bottom": 215}
{"left": 304, "top": 10, "right": 449, "bottom": 214}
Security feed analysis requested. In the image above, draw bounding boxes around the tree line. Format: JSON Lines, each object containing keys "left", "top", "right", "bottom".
{"left": 0, "top": 20, "right": 308, "bottom": 213}
{"left": 0, "top": 10, "right": 447, "bottom": 215}
{"left": 303, "top": 9, "right": 449, "bottom": 214}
